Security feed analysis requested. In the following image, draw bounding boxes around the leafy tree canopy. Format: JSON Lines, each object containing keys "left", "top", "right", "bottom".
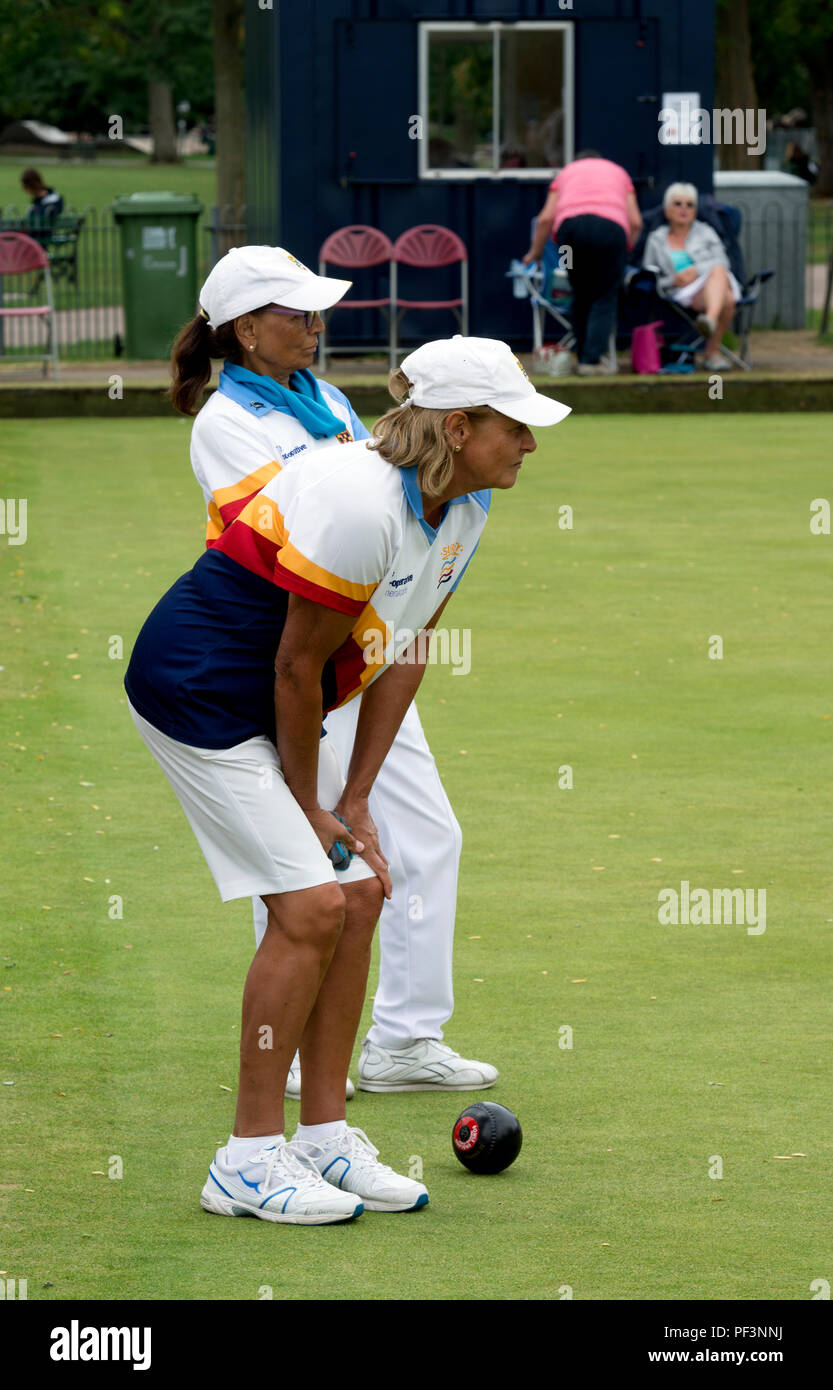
{"left": 0, "top": 0, "right": 214, "bottom": 132}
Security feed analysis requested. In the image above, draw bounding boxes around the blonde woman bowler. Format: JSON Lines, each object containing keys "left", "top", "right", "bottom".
{"left": 170, "top": 244, "right": 503, "bottom": 1098}
{"left": 124, "top": 336, "right": 570, "bottom": 1224}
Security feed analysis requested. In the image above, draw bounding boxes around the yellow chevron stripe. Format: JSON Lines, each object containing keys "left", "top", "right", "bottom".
{"left": 212, "top": 460, "right": 281, "bottom": 512}
{"left": 277, "top": 542, "right": 379, "bottom": 604}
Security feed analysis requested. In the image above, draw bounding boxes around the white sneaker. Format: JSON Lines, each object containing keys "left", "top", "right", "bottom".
{"left": 200, "top": 1138, "right": 363, "bottom": 1225}
{"left": 285, "top": 1052, "right": 355, "bottom": 1101}
{"left": 296, "top": 1126, "right": 429, "bottom": 1213}
{"left": 696, "top": 313, "right": 717, "bottom": 339}
{"left": 702, "top": 352, "right": 733, "bottom": 370}
{"left": 357, "top": 1039, "right": 499, "bottom": 1092}
{"left": 576, "top": 361, "right": 618, "bottom": 377}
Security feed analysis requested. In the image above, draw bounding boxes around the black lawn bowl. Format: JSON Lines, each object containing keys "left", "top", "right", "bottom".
{"left": 452, "top": 1102, "right": 523, "bottom": 1175}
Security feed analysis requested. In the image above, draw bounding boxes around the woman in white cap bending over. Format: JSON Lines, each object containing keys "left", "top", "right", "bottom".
{"left": 125, "top": 337, "right": 570, "bottom": 1225}
{"left": 170, "top": 244, "right": 502, "bottom": 1099}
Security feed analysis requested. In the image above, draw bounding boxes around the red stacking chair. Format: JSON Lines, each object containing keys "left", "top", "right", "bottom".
{"left": 0, "top": 232, "right": 59, "bottom": 379}
{"left": 391, "top": 225, "right": 468, "bottom": 365}
{"left": 317, "top": 225, "right": 394, "bottom": 372}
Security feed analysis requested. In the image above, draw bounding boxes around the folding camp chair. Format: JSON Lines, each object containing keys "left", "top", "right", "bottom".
{"left": 508, "top": 217, "right": 617, "bottom": 370}
{"left": 626, "top": 199, "right": 774, "bottom": 371}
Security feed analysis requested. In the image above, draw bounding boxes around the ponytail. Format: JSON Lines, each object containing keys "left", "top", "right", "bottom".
{"left": 169, "top": 313, "right": 241, "bottom": 416}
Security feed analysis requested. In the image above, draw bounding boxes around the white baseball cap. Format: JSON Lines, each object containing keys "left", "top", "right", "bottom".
{"left": 399, "top": 336, "right": 571, "bottom": 427}
{"left": 198, "top": 245, "right": 351, "bottom": 329}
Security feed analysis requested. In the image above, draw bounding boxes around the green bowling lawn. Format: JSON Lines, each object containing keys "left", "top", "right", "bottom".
{"left": 1, "top": 412, "right": 831, "bottom": 1301}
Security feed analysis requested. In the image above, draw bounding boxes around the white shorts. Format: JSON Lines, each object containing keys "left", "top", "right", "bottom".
{"left": 672, "top": 269, "right": 742, "bottom": 307}
{"left": 127, "top": 700, "right": 376, "bottom": 902}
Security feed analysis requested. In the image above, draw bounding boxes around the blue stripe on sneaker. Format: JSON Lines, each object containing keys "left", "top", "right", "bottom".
{"left": 208, "top": 1167, "right": 236, "bottom": 1200}
{"left": 260, "top": 1186, "right": 295, "bottom": 1214}
{"left": 321, "top": 1156, "right": 351, "bottom": 1188}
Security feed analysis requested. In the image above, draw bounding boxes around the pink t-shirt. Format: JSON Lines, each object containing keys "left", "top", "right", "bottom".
{"left": 551, "top": 158, "right": 635, "bottom": 245}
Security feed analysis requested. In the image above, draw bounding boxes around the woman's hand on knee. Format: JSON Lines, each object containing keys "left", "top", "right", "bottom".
{"left": 307, "top": 807, "right": 365, "bottom": 861}
{"left": 332, "top": 794, "right": 392, "bottom": 900}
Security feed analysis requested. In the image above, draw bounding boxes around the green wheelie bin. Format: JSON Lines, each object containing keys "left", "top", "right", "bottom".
{"left": 112, "top": 192, "right": 203, "bottom": 358}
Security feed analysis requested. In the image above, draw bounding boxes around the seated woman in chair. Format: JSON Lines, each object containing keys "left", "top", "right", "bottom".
{"left": 642, "top": 183, "right": 742, "bottom": 371}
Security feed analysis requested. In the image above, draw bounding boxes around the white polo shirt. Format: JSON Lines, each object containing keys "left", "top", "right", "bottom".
{"left": 191, "top": 371, "right": 367, "bottom": 543}
{"left": 124, "top": 439, "right": 489, "bottom": 747}
{"left": 213, "top": 438, "right": 489, "bottom": 708}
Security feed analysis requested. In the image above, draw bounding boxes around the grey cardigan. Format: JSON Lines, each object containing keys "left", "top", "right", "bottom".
{"left": 642, "top": 220, "right": 730, "bottom": 295}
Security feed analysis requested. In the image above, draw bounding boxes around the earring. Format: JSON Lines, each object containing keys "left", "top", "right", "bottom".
{"left": 454, "top": 444, "right": 461, "bottom": 452}
{"left": 248, "top": 343, "right": 256, "bottom": 352}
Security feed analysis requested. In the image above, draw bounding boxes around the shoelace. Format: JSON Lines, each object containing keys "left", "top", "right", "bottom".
{"left": 252, "top": 1140, "right": 328, "bottom": 1192}
{"left": 294, "top": 1126, "right": 388, "bottom": 1172}
{"left": 336, "top": 1127, "right": 399, "bottom": 1175}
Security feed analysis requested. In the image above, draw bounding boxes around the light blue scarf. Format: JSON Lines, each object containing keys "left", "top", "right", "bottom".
{"left": 221, "top": 361, "right": 346, "bottom": 438}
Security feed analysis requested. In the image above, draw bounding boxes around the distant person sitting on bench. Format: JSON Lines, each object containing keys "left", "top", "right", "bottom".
{"left": 21, "top": 169, "right": 64, "bottom": 232}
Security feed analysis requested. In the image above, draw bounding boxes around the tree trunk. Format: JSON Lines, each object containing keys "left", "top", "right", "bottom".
{"left": 715, "top": 0, "right": 762, "bottom": 171}
{"left": 805, "top": 45, "right": 833, "bottom": 197}
{"left": 148, "top": 79, "right": 179, "bottom": 164}
{"left": 213, "top": 0, "right": 246, "bottom": 256}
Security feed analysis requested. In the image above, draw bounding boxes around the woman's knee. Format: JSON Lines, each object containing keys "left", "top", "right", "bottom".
{"left": 342, "top": 875, "right": 384, "bottom": 930}
{"left": 265, "top": 881, "right": 346, "bottom": 952}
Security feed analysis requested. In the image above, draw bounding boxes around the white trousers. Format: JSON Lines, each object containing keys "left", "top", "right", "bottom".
{"left": 251, "top": 699, "right": 462, "bottom": 1048}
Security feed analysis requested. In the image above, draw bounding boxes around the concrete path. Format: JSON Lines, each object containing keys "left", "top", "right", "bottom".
{"left": 1, "top": 331, "right": 831, "bottom": 386}
{"left": 807, "top": 261, "right": 833, "bottom": 311}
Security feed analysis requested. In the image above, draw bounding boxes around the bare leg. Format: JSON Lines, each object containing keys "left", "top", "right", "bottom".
{"left": 690, "top": 266, "right": 735, "bottom": 355}
{"left": 710, "top": 293, "right": 736, "bottom": 355}
{"left": 298, "top": 876, "right": 384, "bottom": 1125}
{"left": 233, "top": 881, "right": 346, "bottom": 1139}
{"left": 701, "top": 264, "right": 729, "bottom": 323}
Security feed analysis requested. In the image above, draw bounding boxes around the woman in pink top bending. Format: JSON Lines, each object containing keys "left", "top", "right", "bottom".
{"left": 524, "top": 151, "right": 643, "bottom": 375}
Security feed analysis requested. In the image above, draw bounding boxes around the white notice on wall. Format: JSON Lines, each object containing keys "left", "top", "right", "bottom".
{"left": 659, "top": 92, "right": 701, "bottom": 145}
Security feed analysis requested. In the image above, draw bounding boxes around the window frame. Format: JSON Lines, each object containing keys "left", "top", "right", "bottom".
{"left": 418, "top": 19, "right": 575, "bottom": 181}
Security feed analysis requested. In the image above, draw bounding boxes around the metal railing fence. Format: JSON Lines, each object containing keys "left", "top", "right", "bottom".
{"left": 0, "top": 201, "right": 830, "bottom": 363}
{"left": 0, "top": 203, "right": 247, "bottom": 362}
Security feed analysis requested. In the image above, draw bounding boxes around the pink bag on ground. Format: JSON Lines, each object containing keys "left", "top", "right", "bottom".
{"left": 631, "top": 321, "right": 664, "bottom": 374}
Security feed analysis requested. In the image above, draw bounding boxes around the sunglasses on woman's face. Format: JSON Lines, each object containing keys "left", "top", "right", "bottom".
{"left": 672, "top": 200, "right": 695, "bottom": 208}
{"left": 263, "top": 306, "right": 319, "bottom": 329}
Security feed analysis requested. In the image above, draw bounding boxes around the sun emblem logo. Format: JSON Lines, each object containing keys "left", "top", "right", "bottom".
{"left": 438, "top": 541, "right": 464, "bottom": 588}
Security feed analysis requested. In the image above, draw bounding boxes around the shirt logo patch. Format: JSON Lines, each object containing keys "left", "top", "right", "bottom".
{"left": 385, "top": 572, "right": 414, "bottom": 597}
{"left": 437, "top": 542, "right": 464, "bottom": 588}
{"left": 335, "top": 429, "right": 353, "bottom": 444}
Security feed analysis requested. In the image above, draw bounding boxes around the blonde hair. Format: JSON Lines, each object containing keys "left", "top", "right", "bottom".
{"left": 369, "top": 368, "right": 493, "bottom": 498}
{"left": 663, "top": 182, "right": 698, "bottom": 214}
